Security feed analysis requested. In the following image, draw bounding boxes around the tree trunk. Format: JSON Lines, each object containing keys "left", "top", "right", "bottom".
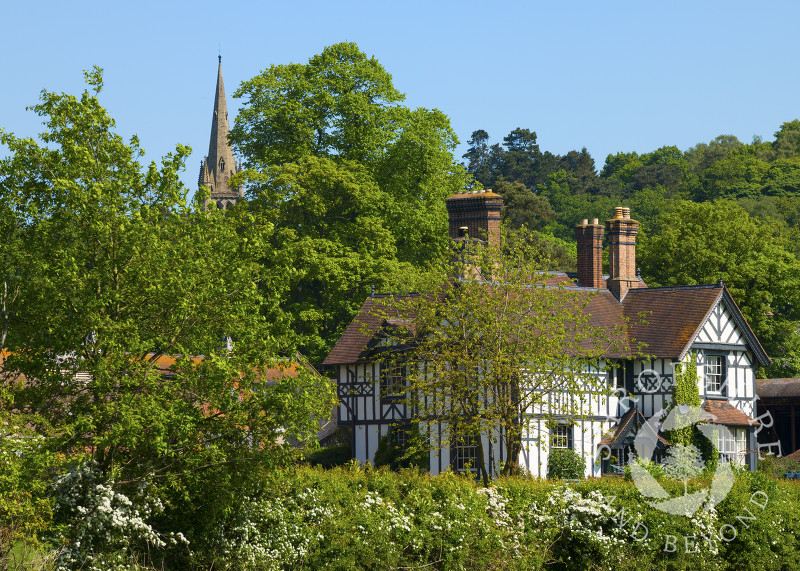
{"left": 501, "top": 422, "right": 522, "bottom": 476}
{"left": 476, "top": 435, "right": 490, "bottom": 487}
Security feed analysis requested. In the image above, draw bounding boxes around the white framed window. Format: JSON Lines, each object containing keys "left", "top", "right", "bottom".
{"left": 380, "top": 363, "right": 406, "bottom": 401}
{"left": 704, "top": 354, "right": 726, "bottom": 394}
{"left": 451, "top": 433, "right": 480, "bottom": 473}
{"left": 718, "top": 427, "right": 747, "bottom": 464}
{"left": 550, "top": 424, "right": 572, "bottom": 450}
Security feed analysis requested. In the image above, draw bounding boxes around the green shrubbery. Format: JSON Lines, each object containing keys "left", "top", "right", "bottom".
{"left": 5, "top": 463, "right": 800, "bottom": 569}
{"left": 758, "top": 454, "right": 800, "bottom": 479}
{"left": 546, "top": 448, "right": 585, "bottom": 479}
{"left": 185, "top": 465, "right": 800, "bottom": 570}
{"left": 305, "top": 444, "right": 352, "bottom": 469}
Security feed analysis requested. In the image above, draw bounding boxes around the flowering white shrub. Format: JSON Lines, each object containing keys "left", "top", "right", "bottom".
{"left": 211, "top": 482, "right": 523, "bottom": 569}
{"left": 38, "top": 464, "right": 781, "bottom": 569}
{"left": 687, "top": 507, "right": 721, "bottom": 555}
{"left": 477, "top": 486, "right": 525, "bottom": 553}
{"left": 49, "top": 461, "right": 186, "bottom": 571}
{"left": 211, "top": 487, "right": 334, "bottom": 570}
{"left": 525, "top": 486, "right": 629, "bottom": 565}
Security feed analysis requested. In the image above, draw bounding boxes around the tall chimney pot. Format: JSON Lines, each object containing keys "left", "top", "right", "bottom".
{"left": 606, "top": 206, "right": 639, "bottom": 300}
{"left": 575, "top": 218, "right": 604, "bottom": 288}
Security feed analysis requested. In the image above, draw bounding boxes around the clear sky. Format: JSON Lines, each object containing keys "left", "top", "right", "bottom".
{"left": 3, "top": 1, "right": 799, "bottom": 193}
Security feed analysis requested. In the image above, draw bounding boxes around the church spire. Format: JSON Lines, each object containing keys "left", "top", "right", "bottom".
{"left": 199, "top": 56, "right": 242, "bottom": 209}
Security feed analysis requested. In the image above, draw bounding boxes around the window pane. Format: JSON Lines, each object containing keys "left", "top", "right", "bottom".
{"left": 717, "top": 427, "right": 746, "bottom": 464}
{"left": 705, "top": 355, "right": 724, "bottom": 393}
{"left": 551, "top": 425, "right": 570, "bottom": 449}
{"left": 381, "top": 364, "right": 406, "bottom": 399}
{"left": 452, "top": 434, "right": 480, "bottom": 473}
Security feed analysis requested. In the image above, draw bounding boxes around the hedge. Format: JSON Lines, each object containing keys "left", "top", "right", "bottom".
{"left": 186, "top": 464, "right": 800, "bottom": 571}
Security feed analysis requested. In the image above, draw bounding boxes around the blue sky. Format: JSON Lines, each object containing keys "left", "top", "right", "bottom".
{"left": 4, "top": 1, "right": 800, "bottom": 193}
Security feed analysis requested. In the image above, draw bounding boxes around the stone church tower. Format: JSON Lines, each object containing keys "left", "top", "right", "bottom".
{"left": 198, "top": 56, "right": 243, "bottom": 209}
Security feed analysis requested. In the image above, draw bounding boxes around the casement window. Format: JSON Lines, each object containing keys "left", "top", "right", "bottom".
{"left": 391, "top": 425, "right": 409, "bottom": 449}
{"left": 380, "top": 363, "right": 406, "bottom": 401}
{"left": 718, "top": 427, "right": 748, "bottom": 464}
{"left": 704, "top": 354, "right": 727, "bottom": 395}
{"left": 451, "top": 433, "right": 480, "bottom": 473}
{"left": 550, "top": 424, "right": 572, "bottom": 450}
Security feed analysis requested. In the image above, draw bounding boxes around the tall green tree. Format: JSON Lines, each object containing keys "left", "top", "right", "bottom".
{"left": 230, "top": 43, "right": 470, "bottom": 362}
{"left": 557, "top": 148, "right": 597, "bottom": 191}
{"left": 0, "top": 69, "right": 335, "bottom": 565}
{"left": 494, "top": 179, "right": 555, "bottom": 231}
{"left": 696, "top": 148, "right": 769, "bottom": 201}
{"left": 373, "top": 228, "right": 621, "bottom": 485}
{"left": 462, "top": 129, "right": 491, "bottom": 184}
{"left": 684, "top": 135, "right": 742, "bottom": 176}
{"left": 772, "top": 119, "right": 800, "bottom": 159}
{"left": 499, "top": 128, "right": 543, "bottom": 189}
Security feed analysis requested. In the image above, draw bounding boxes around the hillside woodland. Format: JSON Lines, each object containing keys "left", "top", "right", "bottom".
{"left": 463, "top": 126, "right": 800, "bottom": 377}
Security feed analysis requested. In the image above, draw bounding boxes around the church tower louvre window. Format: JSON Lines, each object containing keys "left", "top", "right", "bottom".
{"left": 198, "top": 55, "right": 243, "bottom": 209}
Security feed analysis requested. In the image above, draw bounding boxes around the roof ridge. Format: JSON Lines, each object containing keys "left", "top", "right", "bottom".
{"left": 626, "top": 283, "right": 722, "bottom": 293}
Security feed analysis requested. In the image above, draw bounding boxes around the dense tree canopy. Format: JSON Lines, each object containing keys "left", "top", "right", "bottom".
{"left": 639, "top": 201, "right": 800, "bottom": 376}
{"left": 464, "top": 124, "right": 800, "bottom": 252}
{"left": 462, "top": 125, "right": 800, "bottom": 378}
{"left": 0, "top": 69, "right": 335, "bottom": 566}
{"left": 230, "top": 42, "right": 470, "bottom": 362}
{"left": 463, "top": 128, "right": 566, "bottom": 191}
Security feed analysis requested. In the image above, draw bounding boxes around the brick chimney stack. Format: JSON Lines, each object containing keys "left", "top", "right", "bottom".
{"left": 575, "top": 218, "right": 604, "bottom": 288}
{"left": 606, "top": 206, "right": 639, "bottom": 300}
{"left": 445, "top": 190, "right": 503, "bottom": 249}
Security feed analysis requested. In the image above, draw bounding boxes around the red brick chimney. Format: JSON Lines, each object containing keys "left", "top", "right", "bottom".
{"left": 445, "top": 190, "right": 503, "bottom": 249}
{"left": 606, "top": 206, "right": 639, "bottom": 300}
{"left": 575, "top": 218, "right": 604, "bottom": 288}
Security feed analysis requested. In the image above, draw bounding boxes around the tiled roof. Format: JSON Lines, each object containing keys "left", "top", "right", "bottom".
{"left": 600, "top": 407, "right": 670, "bottom": 447}
{"left": 623, "top": 285, "right": 769, "bottom": 365}
{"left": 622, "top": 286, "right": 722, "bottom": 359}
{"left": 600, "top": 407, "right": 637, "bottom": 446}
{"left": 323, "top": 295, "right": 411, "bottom": 366}
{"left": 577, "top": 289, "right": 630, "bottom": 358}
{"left": 323, "top": 288, "right": 629, "bottom": 365}
{"left": 323, "top": 283, "right": 770, "bottom": 367}
{"left": 545, "top": 272, "right": 580, "bottom": 287}
{"left": 756, "top": 378, "right": 800, "bottom": 399}
{"left": 703, "top": 399, "right": 759, "bottom": 427}
{"left": 600, "top": 401, "right": 758, "bottom": 449}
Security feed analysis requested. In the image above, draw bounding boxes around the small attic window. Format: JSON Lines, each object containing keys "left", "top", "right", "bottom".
{"left": 377, "top": 336, "right": 398, "bottom": 348}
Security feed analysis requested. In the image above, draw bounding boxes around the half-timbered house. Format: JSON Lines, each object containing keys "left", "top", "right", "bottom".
{"left": 323, "top": 193, "right": 770, "bottom": 477}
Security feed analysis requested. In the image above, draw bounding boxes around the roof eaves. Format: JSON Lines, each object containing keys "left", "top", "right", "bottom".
{"left": 718, "top": 288, "right": 771, "bottom": 367}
